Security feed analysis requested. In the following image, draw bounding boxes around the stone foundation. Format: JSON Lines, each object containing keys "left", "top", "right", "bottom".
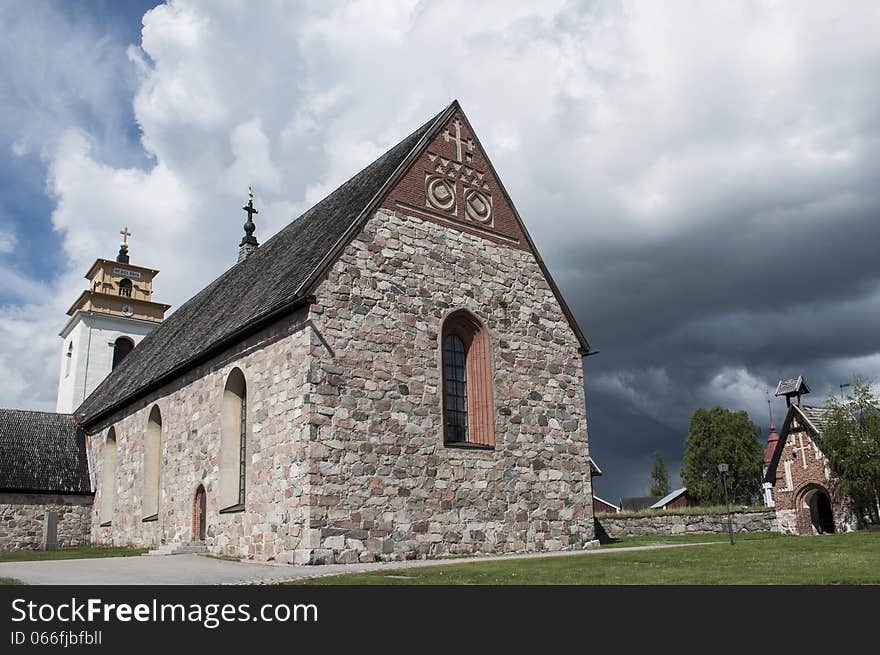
{"left": 0, "top": 493, "right": 93, "bottom": 551}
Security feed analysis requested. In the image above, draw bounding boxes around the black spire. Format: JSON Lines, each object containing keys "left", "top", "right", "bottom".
{"left": 238, "top": 187, "right": 259, "bottom": 262}
{"left": 117, "top": 226, "right": 131, "bottom": 264}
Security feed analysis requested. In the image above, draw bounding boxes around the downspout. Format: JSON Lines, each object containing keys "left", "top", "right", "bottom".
{"left": 85, "top": 433, "right": 96, "bottom": 493}
{"left": 81, "top": 323, "right": 93, "bottom": 405}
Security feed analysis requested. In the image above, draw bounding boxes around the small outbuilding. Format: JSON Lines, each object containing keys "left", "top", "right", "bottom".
{"left": 593, "top": 496, "right": 621, "bottom": 514}
{"left": 649, "top": 487, "right": 696, "bottom": 511}
{"left": 0, "top": 409, "right": 93, "bottom": 550}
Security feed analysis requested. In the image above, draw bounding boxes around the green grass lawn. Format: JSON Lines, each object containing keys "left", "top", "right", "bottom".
{"left": 598, "top": 531, "right": 780, "bottom": 548}
{"left": 295, "top": 531, "right": 880, "bottom": 585}
{"left": 0, "top": 545, "right": 146, "bottom": 563}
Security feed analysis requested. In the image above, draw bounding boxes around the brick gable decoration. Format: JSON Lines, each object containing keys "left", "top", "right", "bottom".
{"left": 384, "top": 110, "right": 529, "bottom": 250}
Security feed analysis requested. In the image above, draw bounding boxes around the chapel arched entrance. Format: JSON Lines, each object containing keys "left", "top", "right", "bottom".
{"left": 799, "top": 485, "right": 835, "bottom": 534}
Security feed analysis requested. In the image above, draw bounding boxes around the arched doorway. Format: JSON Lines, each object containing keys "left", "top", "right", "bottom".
{"left": 802, "top": 486, "right": 835, "bottom": 534}
{"left": 192, "top": 485, "right": 207, "bottom": 542}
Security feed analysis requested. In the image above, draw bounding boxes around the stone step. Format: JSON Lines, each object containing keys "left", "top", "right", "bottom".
{"left": 146, "top": 542, "right": 208, "bottom": 556}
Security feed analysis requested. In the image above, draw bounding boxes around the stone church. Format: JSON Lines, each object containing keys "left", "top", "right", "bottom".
{"left": 11, "top": 100, "right": 597, "bottom": 563}
{"left": 762, "top": 377, "right": 852, "bottom": 535}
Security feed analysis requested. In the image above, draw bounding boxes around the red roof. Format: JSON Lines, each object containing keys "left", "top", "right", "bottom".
{"left": 763, "top": 421, "right": 780, "bottom": 465}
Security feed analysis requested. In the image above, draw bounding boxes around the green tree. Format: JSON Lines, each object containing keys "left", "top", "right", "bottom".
{"left": 680, "top": 407, "right": 764, "bottom": 505}
{"left": 819, "top": 376, "right": 880, "bottom": 523}
{"left": 649, "top": 451, "right": 670, "bottom": 497}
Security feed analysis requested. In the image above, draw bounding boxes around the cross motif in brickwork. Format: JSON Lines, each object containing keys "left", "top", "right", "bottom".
{"left": 443, "top": 119, "right": 475, "bottom": 163}
{"left": 791, "top": 433, "right": 811, "bottom": 469}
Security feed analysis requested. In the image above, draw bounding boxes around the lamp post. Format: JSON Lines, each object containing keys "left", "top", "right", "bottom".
{"left": 717, "top": 463, "right": 734, "bottom": 545}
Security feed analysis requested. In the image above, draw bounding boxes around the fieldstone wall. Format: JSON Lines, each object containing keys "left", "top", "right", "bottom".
{"left": 595, "top": 510, "right": 778, "bottom": 539}
{"left": 0, "top": 493, "right": 93, "bottom": 551}
{"left": 297, "top": 208, "right": 595, "bottom": 564}
{"left": 87, "top": 207, "right": 594, "bottom": 565}
{"left": 88, "top": 308, "right": 315, "bottom": 561}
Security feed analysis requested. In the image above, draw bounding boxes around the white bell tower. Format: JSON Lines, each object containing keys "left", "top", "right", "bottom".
{"left": 56, "top": 228, "right": 170, "bottom": 413}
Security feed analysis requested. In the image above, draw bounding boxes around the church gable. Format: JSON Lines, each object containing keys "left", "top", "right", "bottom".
{"left": 382, "top": 108, "right": 528, "bottom": 250}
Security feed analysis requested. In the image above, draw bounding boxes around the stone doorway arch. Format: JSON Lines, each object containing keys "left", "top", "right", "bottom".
{"left": 799, "top": 485, "right": 835, "bottom": 534}
{"left": 192, "top": 485, "right": 207, "bottom": 542}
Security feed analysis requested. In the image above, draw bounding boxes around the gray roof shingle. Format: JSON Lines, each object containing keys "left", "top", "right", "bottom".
{"left": 76, "top": 106, "right": 448, "bottom": 427}
{"left": 0, "top": 409, "right": 91, "bottom": 494}
{"left": 775, "top": 376, "right": 810, "bottom": 397}
{"left": 798, "top": 404, "right": 831, "bottom": 433}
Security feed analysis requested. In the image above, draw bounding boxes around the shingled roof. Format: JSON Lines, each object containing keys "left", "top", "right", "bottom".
{"left": 797, "top": 404, "right": 831, "bottom": 433}
{"left": 0, "top": 409, "right": 91, "bottom": 494}
{"left": 76, "top": 107, "right": 449, "bottom": 427}
{"left": 775, "top": 376, "right": 810, "bottom": 397}
{"left": 76, "top": 100, "right": 591, "bottom": 428}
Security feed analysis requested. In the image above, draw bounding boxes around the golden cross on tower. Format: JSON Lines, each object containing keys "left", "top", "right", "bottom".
{"left": 443, "top": 119, "right": 475, "bottom": 163}
{"left": 119, "top": 226, "right": 131, "bottom": 247}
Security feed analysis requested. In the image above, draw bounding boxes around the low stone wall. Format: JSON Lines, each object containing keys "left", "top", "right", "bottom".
{"left": 0, "top": 493, "right": 93, "bottom": 551}
{"left": 595, "top": 509, "right": 777, "bottom": 539}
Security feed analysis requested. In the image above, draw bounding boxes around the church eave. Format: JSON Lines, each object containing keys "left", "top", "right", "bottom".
{"left": 66, "top": 290, "right": 92, "bottom": 316}
{"left": 59, "top": 310, "right": 168, "bottom": 338}
{"left": 84, "top": 258, "right": 160, "bottom": 280}
{"left": 76, "top": 294, "right": 315, "bottom": 431}
{"left": 65, "top": 291, "right": 171, "bottom": 317}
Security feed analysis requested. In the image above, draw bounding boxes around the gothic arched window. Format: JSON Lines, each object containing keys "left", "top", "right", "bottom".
{"left": 143, "top": 405, "right": 162, "bottom": 521}
{"left": 441, "top": 309, "right": 495, "bottom": 447}
{"left": 112, "top": 337, "right": 134, "bottom": 370}
{"left": 100, "top": 428, "right": 117, "bottom": 526}
{"left": 219, "top": 368, "right": 247, "bottom": 511}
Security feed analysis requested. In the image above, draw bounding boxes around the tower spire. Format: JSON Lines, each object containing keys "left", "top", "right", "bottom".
{"left": 239, "top": 186, "right": 259, "bottom": 262}
{"left": 117, "top": 226, "right": 131, "bottom": 264}
{"left": 763, "top": 391, "right": 780, "bottom": 467}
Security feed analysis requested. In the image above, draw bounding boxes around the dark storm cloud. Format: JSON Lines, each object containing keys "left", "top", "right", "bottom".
{"left": 499, "top": 2, "right": 880, "bottom": 502}
{"left": 547, "top": 114, "right": 880, "bottom": 501}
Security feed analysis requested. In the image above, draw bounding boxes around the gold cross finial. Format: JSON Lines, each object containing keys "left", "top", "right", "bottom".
{"left": 119, "top": 226, "right": 131, "bottom": 247}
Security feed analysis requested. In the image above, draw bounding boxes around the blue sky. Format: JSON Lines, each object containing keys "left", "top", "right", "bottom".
{"left": 0, "top": 0, "right": 157, "bottom": 294}
{"left": 2, "top": 1, "right": 880, "bottom": 502}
